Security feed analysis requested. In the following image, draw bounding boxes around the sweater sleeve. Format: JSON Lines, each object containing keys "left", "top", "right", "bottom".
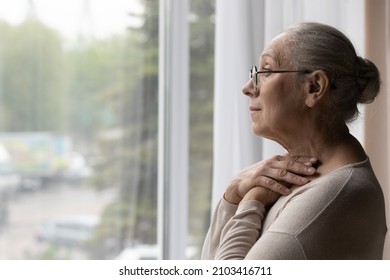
{"left": 201, "top": 198, "right": 266, "bottom": 260}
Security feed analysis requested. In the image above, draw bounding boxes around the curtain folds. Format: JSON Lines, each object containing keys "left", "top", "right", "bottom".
{"left": 212, "top": 0, "right": 264, "bottom": 209}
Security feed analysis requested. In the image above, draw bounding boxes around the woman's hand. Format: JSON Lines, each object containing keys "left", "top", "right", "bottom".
{"left": 224, "top": 155, "right": 317, "bottom": 206}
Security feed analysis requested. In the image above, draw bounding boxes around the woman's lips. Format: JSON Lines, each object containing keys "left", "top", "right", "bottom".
{"left": 249, "top": 106, "right": 261, "bottom": 111}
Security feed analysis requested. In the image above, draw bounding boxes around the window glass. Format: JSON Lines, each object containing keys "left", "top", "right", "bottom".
{"left": 0, "top": 0, "right": 158, "bottom": 260}
{"left": 0, "top": 0, "right": 215, "bottom": 260}
{"left": 187, "top": 0, "right": 215, "bottom": 259}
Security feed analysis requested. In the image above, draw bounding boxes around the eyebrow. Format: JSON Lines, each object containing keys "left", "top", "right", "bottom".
{"left": 261, "top": 51, "right": 282, "bottom": 67}
{"left": 260, "top": 52, "right": 274, "bottom": 59}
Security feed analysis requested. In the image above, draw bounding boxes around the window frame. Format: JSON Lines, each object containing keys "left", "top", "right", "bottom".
{"left": 158, "top": 0, "right": 190, "bottom": 260}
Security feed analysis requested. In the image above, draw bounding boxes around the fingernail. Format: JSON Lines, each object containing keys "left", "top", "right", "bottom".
{"left": 284, "top": 188, "right": 292, "bottom": 195}
{"left": 303, "top": 162, "right": 312, "bottom": 166}
{"left": 308, "top": 167, "right": 316, "bottom": 173}
{"left": 310, "top": 157, "right": 317, "bottom": 162}
{"left": 301, "top": 177, "right": 309, "bottom": 183}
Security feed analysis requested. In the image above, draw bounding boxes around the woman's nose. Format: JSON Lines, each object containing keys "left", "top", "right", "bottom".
{"left": 241, "top": 79, "right": 258, "bottom": 97}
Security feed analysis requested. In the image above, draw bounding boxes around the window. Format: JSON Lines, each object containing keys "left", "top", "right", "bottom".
{"left": 0, "top": 0, "right": 214, "bottom": 260}
{"left": 157, "top": 0, "right": 214, "bottom": 259}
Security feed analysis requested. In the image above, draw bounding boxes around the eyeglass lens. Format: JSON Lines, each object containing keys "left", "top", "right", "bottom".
{"left": 250, "top": 66, "right": 258, "bottom": 91}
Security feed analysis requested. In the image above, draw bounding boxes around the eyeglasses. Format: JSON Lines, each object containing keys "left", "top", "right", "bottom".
{"left": 249, "top": 65, "right": 311, "bottom": 92}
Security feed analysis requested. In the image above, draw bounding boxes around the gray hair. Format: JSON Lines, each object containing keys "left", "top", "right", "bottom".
{"left": 285, "top": 22, "right": 381, "bottom": 122}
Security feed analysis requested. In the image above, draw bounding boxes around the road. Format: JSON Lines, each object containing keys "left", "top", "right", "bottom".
{"left": 0, "top": 183, "right": 116, "bottom": 259}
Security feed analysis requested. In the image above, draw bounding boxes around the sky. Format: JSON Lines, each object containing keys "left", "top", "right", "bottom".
{"left": 0, "top": 0, "right": 143, "bottom": 42}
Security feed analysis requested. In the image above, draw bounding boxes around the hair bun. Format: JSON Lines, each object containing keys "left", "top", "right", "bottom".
{"left": 355, "top": 56, "right": 381, "bottom": 104}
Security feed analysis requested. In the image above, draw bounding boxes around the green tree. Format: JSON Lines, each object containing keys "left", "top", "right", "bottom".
{"left": 188, "top": 0, "right": 215, "bottom": 252}
{"left": 86, "top": 0, "right": 159, "bottom": 258}
{"left": 0, "top": 20, "right": 67, "bottom": 131}
{"left": 65, "top": 36, "right": 140, "bottom": 147}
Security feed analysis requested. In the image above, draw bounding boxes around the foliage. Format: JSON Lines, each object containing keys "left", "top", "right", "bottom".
{"left": 0, "top": 20, "right": 67, "bottom": 131}
{"left": 82, "top": 0, "right": 160, "bottom": 257}
{"left": 188, "top": 0, "right": 215, "bottom": 250}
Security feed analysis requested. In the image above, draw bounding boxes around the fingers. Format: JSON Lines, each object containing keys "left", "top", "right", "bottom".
{"left": 271, "top": 155, "right": 317, "bottom": 176}
{"left": 275, "top": 154, "right": 317, "bottom": 167}
{"left": 225, "top": 155, "right": 318, "bottom": 205}
{"left": 253, "top": 155, "right": 318, "bottom": 195}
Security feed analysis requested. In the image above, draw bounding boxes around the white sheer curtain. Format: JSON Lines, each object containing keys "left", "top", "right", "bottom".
{"left": 212, "top": 0, "right": 365, "bottom": 208}
{"left": 212, "top": 0, "right": 264, "bottom": 210}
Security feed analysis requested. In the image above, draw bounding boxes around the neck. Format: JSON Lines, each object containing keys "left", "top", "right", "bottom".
{"left": 277, "top": 120, "right": 366, "bottom": 176}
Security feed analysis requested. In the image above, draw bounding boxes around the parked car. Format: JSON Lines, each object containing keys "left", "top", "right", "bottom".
{"left": 36, "top": 215, "right": 99, "bottom": 247}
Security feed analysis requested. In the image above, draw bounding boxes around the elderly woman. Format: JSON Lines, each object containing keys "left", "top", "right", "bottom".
{"left": 201, "top": 22, "right": 387, "bottom": 260}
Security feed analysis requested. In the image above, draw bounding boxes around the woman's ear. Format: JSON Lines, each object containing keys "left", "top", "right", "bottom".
{"left": 304, "top": 70, "right": 330, "bottom": 108}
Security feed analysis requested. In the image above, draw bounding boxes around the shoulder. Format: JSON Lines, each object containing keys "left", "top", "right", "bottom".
{"left": 314, "top": 158, "right": 383, "bottom": 203}
{"left": 304, "top": 158, "right": 381, "bottom": 200}
{"left": 263, "top": 159, "right": 384, "bottom": 234}
{"left": 261, "top": 159, "right": 387, "bottom": 259}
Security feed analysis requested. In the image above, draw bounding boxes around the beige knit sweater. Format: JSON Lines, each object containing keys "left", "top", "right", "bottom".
{"left": 201, "top": 159, "right": 387, "bottom": 259}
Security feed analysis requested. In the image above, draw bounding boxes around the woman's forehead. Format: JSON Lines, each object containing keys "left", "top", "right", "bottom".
{"left": 260, "top": 33, "right": 290, "bottom": 66}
